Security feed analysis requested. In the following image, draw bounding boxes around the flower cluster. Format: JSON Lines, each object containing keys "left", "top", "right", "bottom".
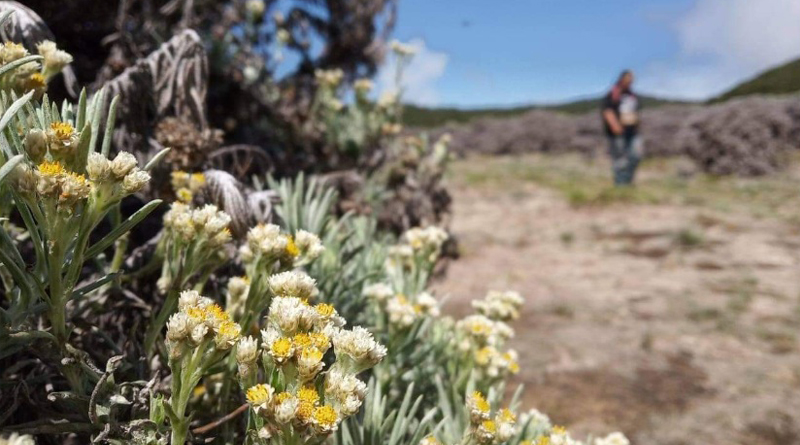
{"left": 0, "top": 39, "right": 71, "bottom": 97}
{"left": 170, "top": 170, "right": 206, "bottom": 202}
{"left": 12, "top": 150, "right": 150, "bottom": 216}
{"left": 165, "top": 290, "right": 243, "bottom": 358}
{"left": 162, "top": 291, "right": 242, "bottom": 444}
{"left": 455, "top": 314, "right": 519, "bottom": 382}
{"left": 162, "top": 203, "right": 232, "bottom": 247}
{"left": 382, "top": 290, "right": 439, "bottom": 329}
{"left": 465, "top": 391, "right": 518, "bottom": 445}
{"left": 157, "top": 203, "right": 232, "bottom": 295}
{"left": 240, "top": 224, "right": 324, "bottom": 268}
{"left": 24, "top": 122, "right": 80, "bottom": 163}
{"left": 472, "top": 290, "right": 524, "bottom": 322}
{"left": 403, "top": 225, "right": 448, "bottom": 263}
{"left": 242, "top": 290, "right": 386, "bottom": 442}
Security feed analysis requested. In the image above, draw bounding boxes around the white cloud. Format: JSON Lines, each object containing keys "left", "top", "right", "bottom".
{"left": 640, "top": 0, "right": 800, "bottom": 100}
{"left": 376, "top": 38, "right": 448, "bottom": 106}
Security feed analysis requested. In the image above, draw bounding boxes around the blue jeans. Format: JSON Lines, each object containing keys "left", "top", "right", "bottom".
{"left": 608, "top": 135, "right": 641, "bottom": 185}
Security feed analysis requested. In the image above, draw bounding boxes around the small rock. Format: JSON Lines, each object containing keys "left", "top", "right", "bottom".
{"left": 693, "top": 255, "right": 727, "bottom": 270}
{"left": 625, "top": 237, "right": 673, "bottom": 258}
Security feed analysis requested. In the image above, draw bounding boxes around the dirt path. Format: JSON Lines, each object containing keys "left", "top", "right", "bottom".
{"left": 433, "top": 159, "right": 800, "bottom": 445}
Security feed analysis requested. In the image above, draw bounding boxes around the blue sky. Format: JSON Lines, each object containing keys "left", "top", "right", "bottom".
{"left": 377, "top": 0, "right": 800, "bottom": 107}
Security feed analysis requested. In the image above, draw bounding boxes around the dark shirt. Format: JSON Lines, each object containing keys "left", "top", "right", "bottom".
{"left": 602, "top": 86, "right": 639, "bottom": 137}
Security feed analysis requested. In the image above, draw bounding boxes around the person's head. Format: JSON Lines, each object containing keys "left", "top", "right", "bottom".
{"left": 617, "top": 70, "right": 634, "bottom": 90}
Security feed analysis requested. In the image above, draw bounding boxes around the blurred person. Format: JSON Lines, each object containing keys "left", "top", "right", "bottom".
{"left": 602, "top": 70, "right": 642, "bottom": 185}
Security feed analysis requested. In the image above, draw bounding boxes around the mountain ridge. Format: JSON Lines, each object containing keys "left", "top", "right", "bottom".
{"left": 404, "top": 57, "right": 800, "bottom": 128}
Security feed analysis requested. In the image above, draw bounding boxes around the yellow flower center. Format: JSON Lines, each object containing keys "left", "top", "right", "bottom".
{"left": 308, "top": 333, "right": 330, "bottom": 350}
{"left": 271, "top": 337, "right": 293, "bottom": 358}
{"left": 50, "top": 122, "right": 75, "bottom": 140}
{"left": 481, "top": 420, "right": 497, "bottom": 433}
{"left": 28, "top": 73, "right": 46, "bottom": 88}
{"left": 497, "top": 408, "right": 516, "bottom": 423}
{"left": 297, "top": 386, "right": 320, "bottom": 404}
{"left": 293, "top": 333, "right": 312, "bottom": 348}
{"left": 191, "top": 172, "right": 205, "bottom": 183}
{"left": 284, "top": 236, "right": 300, "bottom": 257}
{"left": 218, "top": 320, "right": 240, "bottom": 337}
{"left": 300, "top": 346, "right": 323, "bottom": 362}
{"left": 315, "top": 303, "right": 335, "bottom": 317}
{"left": 274, "top": 391, "right": 292, "bottom": 404}
{"left": 38, "top": 160, "right": 65, "bottom": 176}
{"left": 176, "top": 188, "right": 193, "bottom": 202}
{"left": 205, "top": 304, "right": 230, "bottom": 323}
{"left": 312, "top": 405, "right": 338, "bottom": 426}
{"left": 474, "top": 347, "right": 493, "bottom": 366}
{"left": 186, "top": 306, "right": 207, "bottom": 322}
{"left": 472, "top": 391, "right": 490, "bottom": 413}
{"left": 296, "top": 400, "right": 314, "bottom": 421}
{"left": 246, "top": 384, "right": 272, "bottom": 405}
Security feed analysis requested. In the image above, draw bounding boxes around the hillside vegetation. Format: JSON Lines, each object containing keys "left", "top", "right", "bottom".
{"left": 712, "top": 57, "right": 800, "bottom": 103}
{"left": 406, "top": 56, "right": 800, "bottom": 128}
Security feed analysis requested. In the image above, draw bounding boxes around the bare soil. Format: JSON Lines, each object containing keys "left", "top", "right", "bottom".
{"left": 434, "top": 154, "right": 800, "bottom": 445}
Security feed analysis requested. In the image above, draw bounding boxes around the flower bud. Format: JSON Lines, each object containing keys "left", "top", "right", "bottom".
{"left": 166, "top": 313, "right": 190, "bottom": 341}
{"left": 110, "top": 152, "right": 138, "bottom": 178}
{"left": 190, "top": 324, "right": 209, "bottom": 345}
{"left": 24, "top": 129, "right": 47, "bottom": 162}
{"left": 236, "top": 336, "right": 259, "bottom": 364}
{"left": 122, "top": 169, "right": 150, "bottom": 194}
{"left": 86, "top": 152, "right": 111, "bottom": 182}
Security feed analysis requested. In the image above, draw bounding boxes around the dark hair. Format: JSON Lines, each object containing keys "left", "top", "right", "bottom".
{"left": 617, "top": 69, "right": 633, "bottom": 84}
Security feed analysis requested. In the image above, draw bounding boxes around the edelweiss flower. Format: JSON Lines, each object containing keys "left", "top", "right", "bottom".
{"left": 332, "top": 326, "right": 386, "bottom": 368}
{"left": 245, "top": 223, "right": 286, "bottom": 259}
{"left": 475, "top": 419, "right": 496, "bottom": 444}
{"left": 166, "top": 313, "right": 191, "bottom": 342}
{"left": 268, "top": 271, "right": 318, "bottom": 300}
{"left": 294, "top": 229, "right": 325, "bottom": 260}
{"left": 297, "top": 346, "right": 325, "bottom": 380}
{"left": 267, "top": 297, "right": 310, "bottom": 333}
{"left": 594, "top": 432, "right": 629, "bottom": 445}
{"left": 386, "top": 295, "right": 417, "bottom": 327}
{"left": 467, "top": 391, "right": 491, "bottom": 423}
{"left": 246, "top": 383, "right": 274, "bottom": 414}
{"left": 273, "top": 392, "right": 298, "bottom": 424}
{"left": 215, "top": 320, "right": 242, "bottom": 350}
{"left": 268, "top": 337, "right": 294, "bottom": 364}
{"left": 311, "top": 405, "right": 339, "bottom": 434}
{"left": 237, "top": 336, "right": 259, "bottom": 364}
{"left": 362, "top": 283, "right": 394, "bottom": 302}
{"left": 495, "top": 408, "right": 517, "bottom": 442}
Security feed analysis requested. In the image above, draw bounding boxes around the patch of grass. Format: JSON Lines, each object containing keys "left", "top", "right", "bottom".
{"left": 756, "top": 329, "right": 798, "bottom": 354}
{"left": 674, "top": 228, "right": 705, "bottom": 248}
{"left": 559, "top": 231, "right": 575, "bottom": 246}
{"left": 449, "top": 153, "right": 800, "bottom": 223}
{"left": 687, "top": 307, "right": 724, "bottom": 322}
{"left": 726, "top": 277, "right": 758, "bottom": 314}
{"left": 549, "top": 303, "right": 575, "bottom": 319}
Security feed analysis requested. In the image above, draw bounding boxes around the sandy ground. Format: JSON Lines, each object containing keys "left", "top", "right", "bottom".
{"left": 433, "top": 157, "right": 800, "bottom": 445}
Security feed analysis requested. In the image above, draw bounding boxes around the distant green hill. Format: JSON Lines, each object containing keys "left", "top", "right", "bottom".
{"left": 403, "top": 95, "right": 689, "bottom": 128}
{"left": 711, "top": 57, "right": 800, "bottom": 103}
{"left": 405, "top": 56, "right": 800, "bottom": 128}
